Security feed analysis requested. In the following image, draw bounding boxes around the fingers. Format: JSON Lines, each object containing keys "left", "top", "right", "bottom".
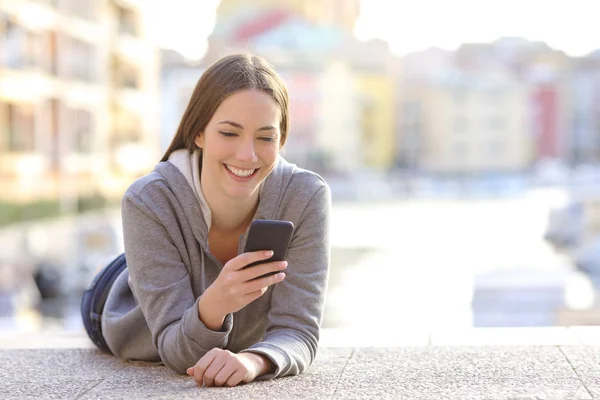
{"left": 191, "top": 349, "right": 217, "bottom": 386}
{"left": 244, "top": 270, "right": 286, "bottom": 293}
{"left": 203, "top": 356, "right": 227, "bottom": 387}
{"left": 242, "top": 261, "right": 287, "bottom": 282}
{"left": 228, "top": 250, "right": 274, "bottom": 271}
{"left": 188, "top": 349, "right": 253, "bottom": 388}
{"left": 226, "top": 369, "right": 248, "bottom": 387}
{"left": 213, "top": 362, "right": 236, "bottom": 387}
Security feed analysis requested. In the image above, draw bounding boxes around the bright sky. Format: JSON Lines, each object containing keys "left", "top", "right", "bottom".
{"left": 355, "top": 0, "right": 599, "bottom": 57}
{"left": 144, "top": 0, "right": 220, "bottom": 60}
{"left": 146, "top": 0, "right": 599, "bottom": 60}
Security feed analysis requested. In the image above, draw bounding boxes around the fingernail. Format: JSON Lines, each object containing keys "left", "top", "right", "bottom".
{"left": 277, "top": 272, "right": 285, "bottom": 279}
{"left": 265, "top": 250, "right": 273, "bottom": 257}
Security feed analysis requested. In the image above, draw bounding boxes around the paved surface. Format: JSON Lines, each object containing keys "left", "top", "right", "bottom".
{"left": 4, "top": 329, "right": 600, "bottom": 399}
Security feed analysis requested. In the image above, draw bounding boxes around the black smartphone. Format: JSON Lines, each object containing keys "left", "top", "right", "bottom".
{"left": 242, "top": 219, "right": 294, "bottom": 277}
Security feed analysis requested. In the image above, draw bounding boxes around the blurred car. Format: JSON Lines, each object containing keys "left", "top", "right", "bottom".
{"left": 544, "top": 201, "right": 584, "bottom": 249}
{"left": 574, "top": 234, "right": 600, "bottom": 286}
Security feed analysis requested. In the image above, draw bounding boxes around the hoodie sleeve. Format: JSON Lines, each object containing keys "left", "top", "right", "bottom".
{"left": 120, "top": 186, "right": 233, "bottom": 374}
{"left": 240, "top": 182, "right": 332, "bottom": 379}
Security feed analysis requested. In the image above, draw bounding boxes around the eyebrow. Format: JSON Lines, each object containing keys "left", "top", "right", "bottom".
{"left": 217, "top": 120, "right": 276, "bottom": 132}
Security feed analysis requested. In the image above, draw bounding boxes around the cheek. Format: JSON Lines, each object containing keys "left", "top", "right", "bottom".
{"left": 261, "top": 146, "right": 279, "bottom": 163}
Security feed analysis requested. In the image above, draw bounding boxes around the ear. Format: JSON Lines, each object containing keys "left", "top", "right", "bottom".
{"left": 194, "top": 133, "right": 204, "bottom": 149}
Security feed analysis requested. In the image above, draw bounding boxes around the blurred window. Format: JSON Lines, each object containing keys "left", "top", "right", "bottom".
{"left": 454, "top": 115, "right": 468, "bottom": 134}
{"left": 112, "top": 56, "right": 140, "bottom": 89}
{"left": 488, "top": 88, "right": 505, "bottom": 104}
{"left": 6, "top": 103, "right": 35, "bottom": 152}
{"left": 73, "top": 109, "right": 95, "bottom": 153}
{"left": 489, "top": 115, "right": 506, "bottom": 131}
{"left": 113, "top": 108, "right": 142, "bottom": 144}
{"left": 4, "top": 20, "right": 34, "bottom": 69}
{"left": 116, "top": 5, "right": 139, "bottom": 37}
{"left": 65, "top": 36, "right": 97, "bottom": 82}
{"left": 489, "top": 141, "right": 505, "bottom": 157}
{"left": 453, "top": 141, "right": 467, "bottom": 158}
{"left": 62, "top": 0, "right": 96, "bottom": 21}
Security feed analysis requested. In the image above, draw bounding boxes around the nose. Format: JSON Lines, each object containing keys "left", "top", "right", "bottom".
{"left": 236, "top": 138, "right": 258, "bottom": 163}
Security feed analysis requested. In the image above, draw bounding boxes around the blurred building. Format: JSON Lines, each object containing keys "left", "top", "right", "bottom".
{"left": 568, "top": 58, "right": 600, "bottom": 165}
{"left": 530, "top": 78, "right": 560, "bottom": 160}
{"left": 348, "top": 39, "right": 396, "bottom": 172}
{"left": 394, "top": 39, "right": 598, "bottom": 176}
{"left": 215, "top": 0, "right": 360, "bottom": 33}
{"left": 397, "top": 44, "right": 533, "bottom": 176}
{"left": 0, "top": 0, "right": 160, "bottom": 203}
{"left": 394, "top": 48, "right": 452, "bottom": 173}
{"left": 191, "top": 0, "right": 400, "bottom": 175}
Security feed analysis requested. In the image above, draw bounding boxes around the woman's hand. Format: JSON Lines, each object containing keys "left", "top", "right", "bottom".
{"left": 198, "top": 250, "right": 287, "bottom": 330}
{"left": 187, "top": 348, "right": 274, "bottom": 387}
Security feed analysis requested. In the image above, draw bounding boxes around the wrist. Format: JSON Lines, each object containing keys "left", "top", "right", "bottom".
{"left": 242, "top": 352, "right": 275, "bottom": 377}
{"left": 198, "top": 288, "right": 227, "bottom": 330}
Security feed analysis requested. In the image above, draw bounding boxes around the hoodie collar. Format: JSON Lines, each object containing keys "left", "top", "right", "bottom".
{"left": 167, "top": 149, "right": 212, "bottom": 229}
{"left": 154, "top": 149, "right": 295, "bottom": 246}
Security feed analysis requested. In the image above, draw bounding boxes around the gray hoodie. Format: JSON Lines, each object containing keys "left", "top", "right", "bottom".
{"left": 101, "top": 149, "right": 331, "bottom": 379}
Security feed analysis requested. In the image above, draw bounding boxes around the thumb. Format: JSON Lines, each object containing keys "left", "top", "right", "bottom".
{"left": 187, "top": 367, "right": 194, "bottom": 376}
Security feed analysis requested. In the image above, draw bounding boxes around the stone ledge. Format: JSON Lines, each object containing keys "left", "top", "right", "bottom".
{"left": 1, "top": 345, "right": 598, "bottom": 399}
{"left": 3, "top": 328, "right": 600, "bottom": 399}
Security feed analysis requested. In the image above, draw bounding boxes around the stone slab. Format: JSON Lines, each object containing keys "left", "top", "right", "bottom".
{"left": 560, "top": 346, "right": 600, "bottom": 399}
{"left": 0, "top": 346, "right": 597, "bottom": 399}
{"left": 333, "top": 347, "right": 591, "bottom": 400}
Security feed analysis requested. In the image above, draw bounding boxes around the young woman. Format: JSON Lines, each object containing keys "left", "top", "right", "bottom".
{"left": 81, "top": 53, "right": 331, "bottom": 387}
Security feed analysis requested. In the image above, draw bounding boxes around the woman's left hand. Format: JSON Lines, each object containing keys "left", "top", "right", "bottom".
{"left": 186, "top": 348, "right": 272, "bottom": 387}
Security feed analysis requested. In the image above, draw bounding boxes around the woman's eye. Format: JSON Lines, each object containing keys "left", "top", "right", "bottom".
{"left": 219, "top": 131, "right": 237, "bottom": 138}
{"left": 258, "top": 137, "right": 275, "bottom": 142}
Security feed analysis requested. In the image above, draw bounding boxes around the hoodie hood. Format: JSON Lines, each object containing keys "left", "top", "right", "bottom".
{"left": 167, "top": 149, "right": 211, "bottom": 229}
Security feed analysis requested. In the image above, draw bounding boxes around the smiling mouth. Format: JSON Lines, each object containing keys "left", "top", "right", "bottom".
{"left": 224, "top": 164, "right": 258, "bottom": 178}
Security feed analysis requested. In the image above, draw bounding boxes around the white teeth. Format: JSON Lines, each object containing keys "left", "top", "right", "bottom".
{"left": 225, "top": 164, "right": 256, "bottom": 177}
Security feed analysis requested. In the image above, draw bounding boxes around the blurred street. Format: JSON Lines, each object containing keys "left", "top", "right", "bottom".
{"left": 326, "top": 186, "right": 578, "bottom": 333}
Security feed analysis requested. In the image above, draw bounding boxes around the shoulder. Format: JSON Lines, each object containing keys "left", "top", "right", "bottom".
{"left": 269, "top": 158, "right": 331, "bottom": 220}
{"left": 122, "top": 162, "right": 188, "bottom": 207}
{"left": 125, "top": 170, "right": 167, "bottom": 197}
{"left": 277, "top": 157, "right": 330, "bottom": 198}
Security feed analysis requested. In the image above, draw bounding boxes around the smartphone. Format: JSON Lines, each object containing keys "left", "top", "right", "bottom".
{"left": 242, "top": 219, "right": 294, "bottom": 277}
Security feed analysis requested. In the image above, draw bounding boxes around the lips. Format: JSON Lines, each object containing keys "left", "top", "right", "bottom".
{"left": 224, "top": 164, "right": 258, "bottom": 179}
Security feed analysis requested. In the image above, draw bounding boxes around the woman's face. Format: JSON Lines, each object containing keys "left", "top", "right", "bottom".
{"left": 195, "top": 89, "right": 282, "bottom": 201}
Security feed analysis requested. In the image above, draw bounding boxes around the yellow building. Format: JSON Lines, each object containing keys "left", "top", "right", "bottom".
{"left": 348, "top": 40, "right": 397, "bottom": 171}
{"left": 356, "top": 73, "right": 396, "bottom": 170}
{"left": 0, "top": 0, "right": 160, "bottom": 203}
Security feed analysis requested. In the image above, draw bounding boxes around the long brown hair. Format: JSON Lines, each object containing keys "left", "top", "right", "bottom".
{"left": 161, "top": 53, "right": 290, "bottom": 162}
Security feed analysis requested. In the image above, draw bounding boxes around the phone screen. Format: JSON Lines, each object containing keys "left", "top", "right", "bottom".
{"left": 242, "top": 219, "right": 294, "bottom": 272}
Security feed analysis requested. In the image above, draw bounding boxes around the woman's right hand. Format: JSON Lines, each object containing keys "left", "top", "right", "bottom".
{"left": 198, "top": 251, "right": 287, "bottom": 330}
